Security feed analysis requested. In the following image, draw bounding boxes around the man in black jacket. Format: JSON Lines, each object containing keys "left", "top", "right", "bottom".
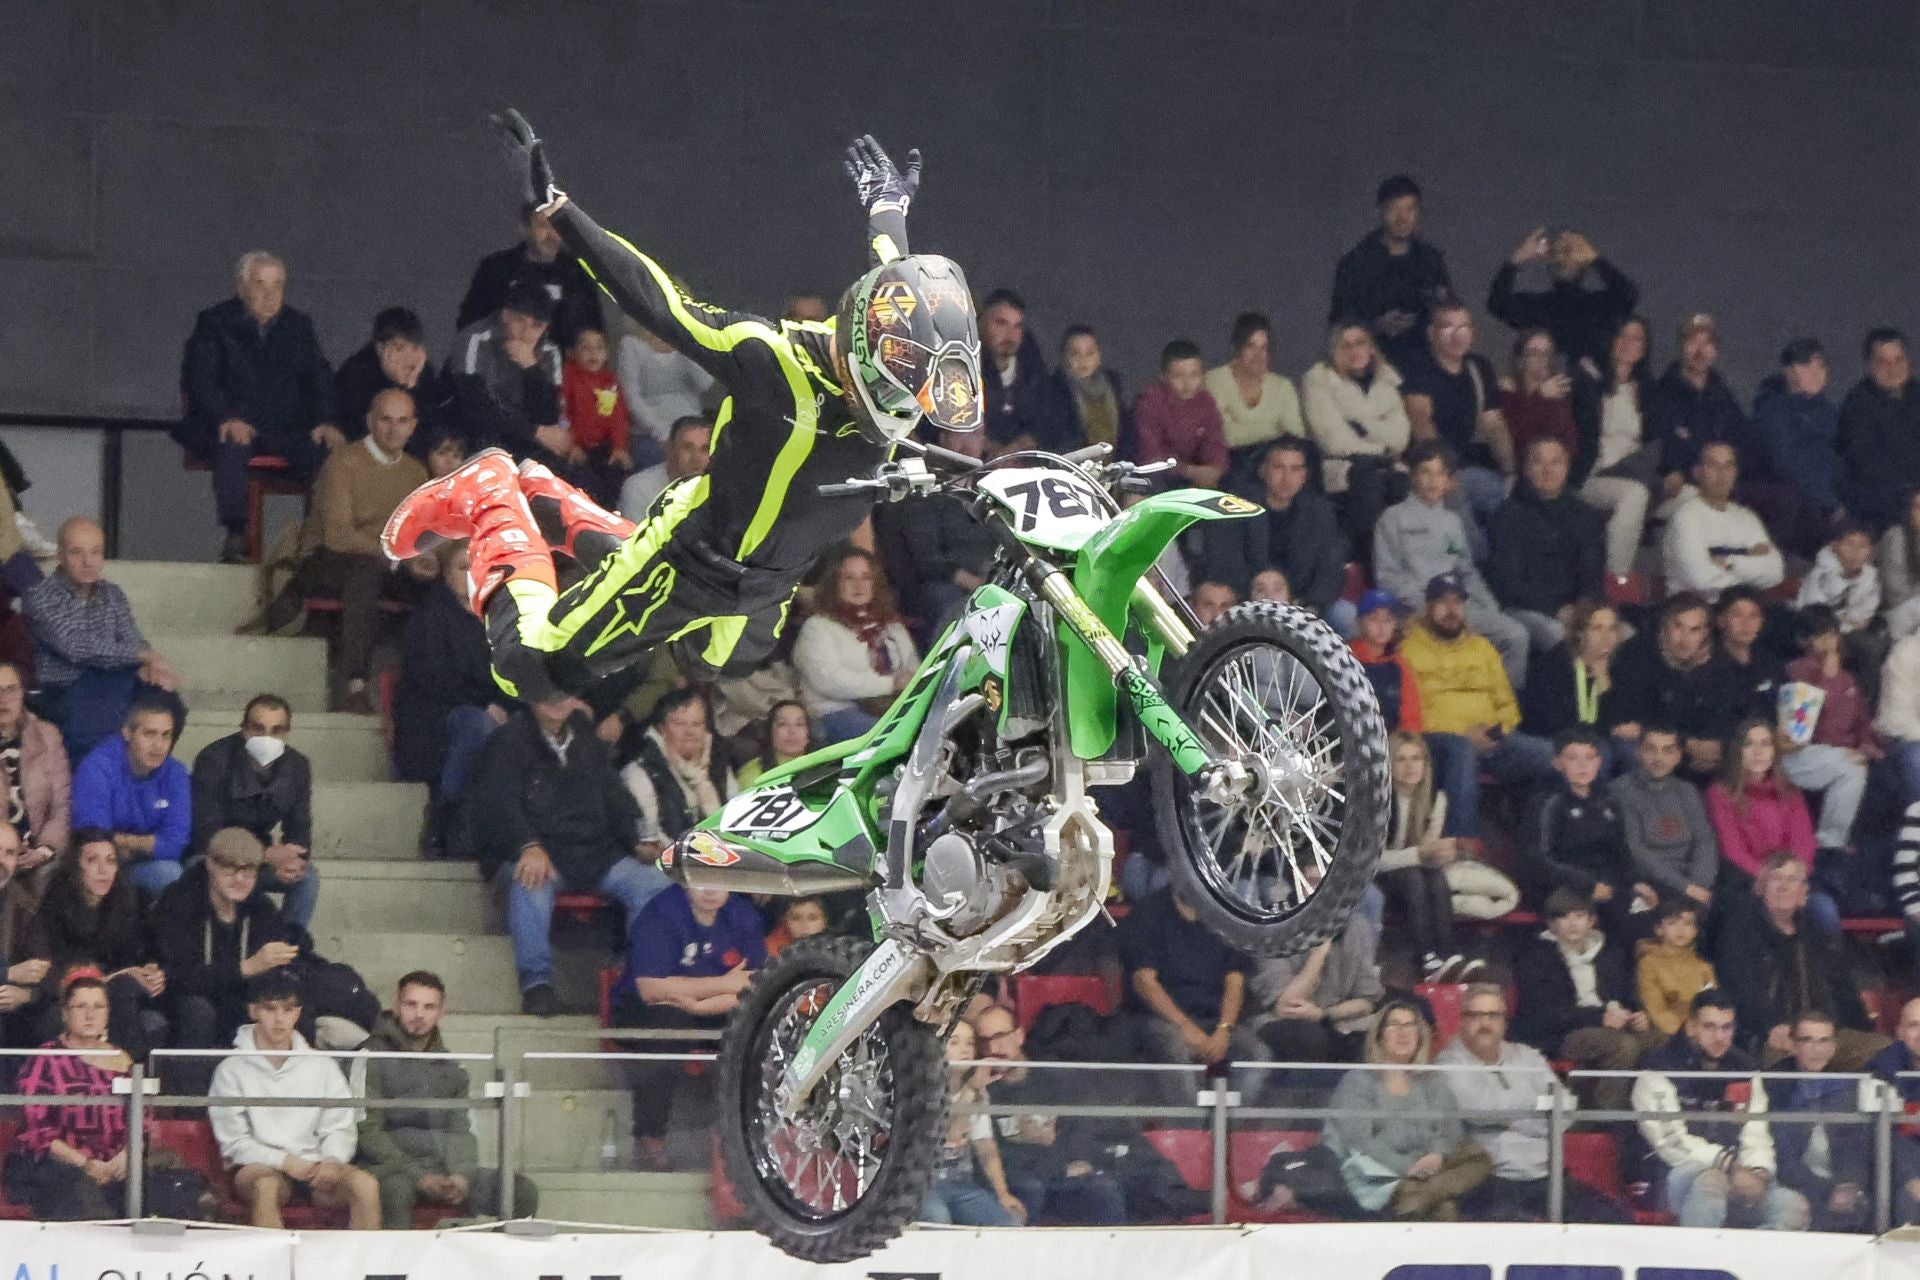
{"left": 468, "top": 696, "right": 663, "bottom": 1016}
{"left": 456, "top": 203, "right": 600, "bottom": 348}
{"left": 1712, "top": 853, "right": 1887, "bottom": 1069}
{"left": 152, "top": 829, "right": 307, "bottom": 1088}
{"left": 1609, "top": 593, "right": 1724, "bottom": 780}
{"left": 1486, "top": 438, "right": 1606, "bottom": 652}
{"left": 1838, "top": 327, "right": 1920, "bottom": 531}
{"left": 1521, "top": 728, "right": 1649, "bottom": 939}
{"left": 1205, "top": 439, "right": 1348, "bottom": 619}
{"left": 392, "top": 546, "right": 502, "bottom": 853}
{"left": 978, "top": 290, "right": 1069, "bottom": 454}
{"left": 1511, "top": 889, "right": 1660, "bottom": 1106}
{"left": 1329, "top": 174, "right": 1453, "bottom": 370}
{"left": 1487, "top": 228, "right": 1639, "bottom": 369}
{"left": 176, "top": 251, "right": 338, "bottom": 562}
{"left": 1652, "top": 313, "right": 1754, "bottom": 489}
{"left": 190, "top": 694, "right": 317, "bottom": 928}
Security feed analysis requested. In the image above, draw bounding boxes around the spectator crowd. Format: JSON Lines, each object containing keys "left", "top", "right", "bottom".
{"left": 6, "top": 168, "right": 1920, "bottom": 1233}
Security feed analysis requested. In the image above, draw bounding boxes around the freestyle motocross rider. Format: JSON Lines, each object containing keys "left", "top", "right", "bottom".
{"left": 381, "top": 111, "right": 987, "bottom": 702}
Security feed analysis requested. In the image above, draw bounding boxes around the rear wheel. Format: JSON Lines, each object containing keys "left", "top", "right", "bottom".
{"left": 1151, "top": 601, "right": 1389, "bottom": 956}
{"left": 717, "top": 935, "right": 948, "bottom": 1262}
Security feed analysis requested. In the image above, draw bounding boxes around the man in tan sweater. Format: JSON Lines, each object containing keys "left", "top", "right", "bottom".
{"left": 303, "top": 388, "right": 430, "bottom": 711}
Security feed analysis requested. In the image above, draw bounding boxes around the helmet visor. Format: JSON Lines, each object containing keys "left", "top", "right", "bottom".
{"left": 871, "top": 334, "right": 983, "bottom": 432}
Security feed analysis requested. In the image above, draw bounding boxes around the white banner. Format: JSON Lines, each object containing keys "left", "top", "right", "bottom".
{"left": 1, "top": 1222, "right": 293, "bottom": 1280}
{"left": 1247, "top": 1221, "right": 1879, "bottom": 1280}
{"left": 0, "top": 1221, "right": 1902, "bottom": 1280}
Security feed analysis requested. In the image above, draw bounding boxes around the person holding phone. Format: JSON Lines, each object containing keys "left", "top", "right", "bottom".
{"left": 1488, "top": 227, "right": 1640, "bottom": 370}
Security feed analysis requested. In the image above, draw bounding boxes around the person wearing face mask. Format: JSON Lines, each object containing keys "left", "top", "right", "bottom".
{"left": 188, "top": 695, "right": 316, "bottom": 928}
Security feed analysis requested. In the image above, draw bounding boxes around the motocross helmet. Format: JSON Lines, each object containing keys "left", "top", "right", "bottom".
{"left": 837, "top": 254, "right": 984, "bottom": 445}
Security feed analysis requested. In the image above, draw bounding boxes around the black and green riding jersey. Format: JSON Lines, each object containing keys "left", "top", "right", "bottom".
{"left": 553, "top": 202, "right": 887, "bottom": 574}
{"left": 486, "top": 200, "right": 904, "bottom": 698}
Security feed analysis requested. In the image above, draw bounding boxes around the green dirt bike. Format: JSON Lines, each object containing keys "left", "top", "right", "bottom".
{"left": 661, "top": 440, "right": 1388, "bottom": 1261}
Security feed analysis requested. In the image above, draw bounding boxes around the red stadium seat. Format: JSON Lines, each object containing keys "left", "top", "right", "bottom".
{"left": 1143, "top": 1128, "right": 1211, "bottom": 1191}
{"left": 1414, "top": 982, "right": 1465, "bottom": 1048}
{"left": 1562, "top": 1131, "right": 1627, "bottom": 1204}
{"left": 180, "top": 452, "right": 307, "bottom": 562}
{"left": 1011, "top": 973, "right": 1120, "bottom": 1031}
{"left": 1340, "top": 562, "right": 1369, "bottom": 603}
{"left": 554, "top": 892, "right": 605, "bottom": 925}
{"left": 1224, "top": 1129, "right": 1334, "bottom": 1223}
{"left": 0, "top": 1118, "right": 31, "bottom": 1218}
{"left": 1604, "top": 571, "right": 1651, "bottom": 607}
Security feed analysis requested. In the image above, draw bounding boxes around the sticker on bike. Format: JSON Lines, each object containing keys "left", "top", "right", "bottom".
{"left": 719, "top": 787, "right": 817, "bottom": 838}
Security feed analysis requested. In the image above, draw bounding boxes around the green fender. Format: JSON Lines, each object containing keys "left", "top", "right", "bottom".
{"left": 1064, "top": 488, "right": 1260, "bottom": 759}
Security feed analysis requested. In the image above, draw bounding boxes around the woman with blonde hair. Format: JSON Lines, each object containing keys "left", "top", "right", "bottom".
{"left": 1378, "top": 733, "right": 1517, "bottom": 980}
{"left": 1324, "top": 998, "right": 1491, "bottom": 1220}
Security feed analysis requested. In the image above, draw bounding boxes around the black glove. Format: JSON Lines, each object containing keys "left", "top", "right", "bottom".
{"left": 490, "top": 108, "right": 560, "bottom": 210}
{"left": 843, "top": 134, "right": 921, "bottom": 211}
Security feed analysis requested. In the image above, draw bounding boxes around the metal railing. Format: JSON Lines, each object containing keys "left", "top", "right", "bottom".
{"left": 6, "top": 1043, "right": 1918, "bottom": 1232}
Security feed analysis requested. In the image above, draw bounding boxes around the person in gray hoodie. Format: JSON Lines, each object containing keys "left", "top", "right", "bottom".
{"left": 356, "top": 971, "right": 538, "bottom": 1227}
{"left": 1374, "top": 440, "right": 1530, "bottom": 687}
{"left": 1610, "top": 724, "right": 1719, "bottom": 909}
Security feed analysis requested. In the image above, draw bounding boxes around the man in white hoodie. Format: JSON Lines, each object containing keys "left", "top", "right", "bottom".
{"left": 1662, "top": 442, "right": 1785, "bottom": 594}
{"left": 209, "top": 969, "right": 380, "bottom": 1229}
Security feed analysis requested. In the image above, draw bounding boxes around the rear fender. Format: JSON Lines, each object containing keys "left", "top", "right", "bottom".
{"left": 1063, "top": 488, "right": 1259, "bottom": 758}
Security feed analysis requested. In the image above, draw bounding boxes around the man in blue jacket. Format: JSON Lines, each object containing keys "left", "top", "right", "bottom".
{"left": 71, "top": 697, "right": 191, "bottom": 897}
{"left": 1751, "top": 339, "right": 1844, "bottom": 557}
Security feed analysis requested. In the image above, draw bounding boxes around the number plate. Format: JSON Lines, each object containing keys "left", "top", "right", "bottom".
{"left": 978, "top": 467, "right": 1108, "bottom": 552}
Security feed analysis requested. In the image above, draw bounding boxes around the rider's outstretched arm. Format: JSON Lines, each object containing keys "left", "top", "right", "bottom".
{"left": 544, "top": 197, "right": 777, "bottom": 387}
{"left": 493, "top": 110, "right": 778, "bottom": 387}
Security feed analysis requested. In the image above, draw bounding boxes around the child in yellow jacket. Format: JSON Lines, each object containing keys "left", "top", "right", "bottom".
{"left": 1635, "top": 898, "right": 1717, "bottom": 1036}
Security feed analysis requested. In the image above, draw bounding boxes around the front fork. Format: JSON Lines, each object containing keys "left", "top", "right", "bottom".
{"left": 1025, "top": 563, "right": 1253, "bottom": 801}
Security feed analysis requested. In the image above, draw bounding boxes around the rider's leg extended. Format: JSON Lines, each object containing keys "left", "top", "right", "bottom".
{"left": 515, "top": 459, "right": 636, "bottom": 568}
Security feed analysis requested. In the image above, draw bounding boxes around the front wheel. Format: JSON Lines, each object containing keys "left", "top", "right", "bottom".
{"left": 1151, "top": 601, "right": 1390, "bottom": 956}
{"left": 717, "top": 935, "right": 948, "bottom": 1263}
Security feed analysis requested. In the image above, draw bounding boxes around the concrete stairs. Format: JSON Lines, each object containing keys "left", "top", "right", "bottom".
{"left": 113, "top": 558, "right": 714, "bottom": 1225}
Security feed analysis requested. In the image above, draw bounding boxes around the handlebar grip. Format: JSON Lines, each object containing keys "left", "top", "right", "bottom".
{"left": 817, "top": 482, "right": 871, "bottom": 498}
{"left": 1061, "top": 443, "right": 1114, "bottom": 465}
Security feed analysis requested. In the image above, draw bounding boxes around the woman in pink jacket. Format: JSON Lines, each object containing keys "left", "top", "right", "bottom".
{"left": 1705, "top": 717, "right": 1840, "bottom": 934}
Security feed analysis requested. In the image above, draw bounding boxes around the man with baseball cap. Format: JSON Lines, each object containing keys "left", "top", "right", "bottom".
{"left": 1651, "top": 312, "right": 1751, "bottom": 502}
{"left": 1402, "top": 572, "right": 1555, "bottom": 839}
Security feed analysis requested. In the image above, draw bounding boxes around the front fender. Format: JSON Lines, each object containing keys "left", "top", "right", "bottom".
{"left": 1063, "top": 489, "right": 1259, "bottom": 759}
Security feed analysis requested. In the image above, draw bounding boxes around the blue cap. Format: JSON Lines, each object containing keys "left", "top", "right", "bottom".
{"left": 1355, "top": 588, "right": 1400, "bottom": 617}
{"left": 1424, "top": 571, "right": 1469, "bottom": 603}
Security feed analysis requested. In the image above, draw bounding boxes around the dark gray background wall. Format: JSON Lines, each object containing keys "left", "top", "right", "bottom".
{"left": 4, "top": 1, "right": 1918, "bottom": 552}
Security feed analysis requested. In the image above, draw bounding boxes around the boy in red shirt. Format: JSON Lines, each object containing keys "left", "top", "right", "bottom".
{"left": 560, "top": 325, "right": 634, "bottom": 507}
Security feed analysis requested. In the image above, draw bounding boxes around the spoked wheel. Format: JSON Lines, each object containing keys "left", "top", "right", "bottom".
{"left": 717, "top": 935, "right": 947, "bottom": 1263}
{"left": 1151, "top": 601, "right": 1389, "bottom": 956}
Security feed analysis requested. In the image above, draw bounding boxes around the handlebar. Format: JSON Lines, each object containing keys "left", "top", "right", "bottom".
{"left": 817, "top": 480, "right": 881, "bottom": 498}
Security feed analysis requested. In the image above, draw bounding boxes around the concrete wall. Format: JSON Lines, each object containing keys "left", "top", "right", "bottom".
{"left": 5, "top": 2, "right": 1919, "bottom": 551}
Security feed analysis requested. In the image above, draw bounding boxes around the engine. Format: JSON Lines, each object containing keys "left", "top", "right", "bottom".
{"left": 915, "top": 743, "right": 1051, "bottom": 937}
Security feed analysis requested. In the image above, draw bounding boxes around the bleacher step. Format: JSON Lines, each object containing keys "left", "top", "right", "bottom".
{"left": 111, "top": 560, "right": 261, "bottom": 635}
{"left": 311, "top": 780, "right": 429, "bottom": 860}
{"left": 313, "top": 928, "right": 610, "bottom": 1017}
{"left": 176, "top": 710, "right": 391, "bottom": 783}
{"left": 529, "top": 1169, "right": 713, "bottom": 1229}
{"left": 152, "top": 633, "right": 329, "bottom": 713}
{"left": 308, "top": 860, "right": 491, "bottom": 935}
